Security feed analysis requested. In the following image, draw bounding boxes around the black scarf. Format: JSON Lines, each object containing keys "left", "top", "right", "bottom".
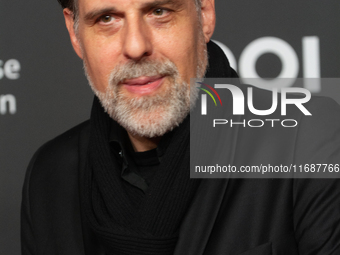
{"left": 82, "top": 41, "right": 238, "bottom": 255}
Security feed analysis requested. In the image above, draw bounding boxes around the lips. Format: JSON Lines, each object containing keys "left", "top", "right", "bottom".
{"left": 121, "top": 75, "right": 165, "bottom": 95}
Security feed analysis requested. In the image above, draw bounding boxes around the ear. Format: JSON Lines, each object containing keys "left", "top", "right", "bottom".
{"left": 63, "top": 8, "right": 83, "bottom": 59}
{"left": 200, "top": 0, "right": 216, "bottom": 43}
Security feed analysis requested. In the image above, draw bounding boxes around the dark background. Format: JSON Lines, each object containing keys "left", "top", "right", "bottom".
{"left": 1, "top": 0, "right": 339, "bottom": 253}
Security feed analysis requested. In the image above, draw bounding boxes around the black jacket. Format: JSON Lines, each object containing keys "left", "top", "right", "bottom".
{"left": 21, "top": 88, "right": 340, "bottom": 254}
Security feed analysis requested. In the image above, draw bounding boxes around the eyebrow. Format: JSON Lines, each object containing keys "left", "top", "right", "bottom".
{"left": 83, "top": 0, "right": 183, "bottom": 22}
{"left": 84, "top": 7, "right": 118, "bottom": 22}
{"left": 140, "top": 0, "right": 183, "bottom": 10}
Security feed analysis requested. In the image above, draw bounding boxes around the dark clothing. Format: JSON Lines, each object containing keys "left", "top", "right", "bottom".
{"left": 109, "top": 119, "right": 161, "bottom": 192}
{"left": 21, "top": 41, "right": 340, "bottom": 255}
{"left": 84, "top": 97, "right": 199, "bottom": 255}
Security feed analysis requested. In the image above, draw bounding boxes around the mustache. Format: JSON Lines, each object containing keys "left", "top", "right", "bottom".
{"left": 108, "top": 59, "right": 179, "bottom": 86}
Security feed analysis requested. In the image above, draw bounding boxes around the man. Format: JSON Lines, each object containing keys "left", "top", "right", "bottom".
{"left": 21, "top": 0, "right": 340, "bottom": 254}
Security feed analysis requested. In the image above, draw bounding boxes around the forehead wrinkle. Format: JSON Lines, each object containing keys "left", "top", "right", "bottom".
{"left": 82, "top": 0, "right": 185, "bottom": 20}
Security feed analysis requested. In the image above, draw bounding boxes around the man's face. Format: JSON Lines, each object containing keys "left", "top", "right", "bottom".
{"left": 65, "top": 0, "right": 215, "bottom": 137}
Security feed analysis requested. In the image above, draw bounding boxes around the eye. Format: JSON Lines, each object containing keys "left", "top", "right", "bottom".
{"left": 99, "top": 15, "right": 114, "bottom": 24}
{"left": 152, "top": 8, "right": 168, "bottom": 16}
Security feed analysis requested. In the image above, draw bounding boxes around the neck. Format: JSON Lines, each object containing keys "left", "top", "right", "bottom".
{"left": 128, "top": 132, "right": 161, "bottom": 152}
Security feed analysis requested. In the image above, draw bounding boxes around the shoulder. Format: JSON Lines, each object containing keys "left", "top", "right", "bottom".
{"left": 290, "top": 97, "right": 340, "bottom": 170}
{"left": 235, "top": 85, "right": 340, "bottom": 164}
{"left": 30, "top": 120, "right": 90, "bottom": 169}
{"left": 23, "top": 120, "right": 91, "bottom": 196}
{"left": 21, "top": 121, "right": 91, "bottom": 252}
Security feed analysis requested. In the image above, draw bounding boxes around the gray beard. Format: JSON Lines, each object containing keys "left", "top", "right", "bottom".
{"left": 84, "top": 51, "right": 207, "bottom": 138}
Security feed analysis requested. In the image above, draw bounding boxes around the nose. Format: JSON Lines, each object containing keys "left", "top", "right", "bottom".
{"left": 122, "top": 17, "right": 152, "bottom": 61}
